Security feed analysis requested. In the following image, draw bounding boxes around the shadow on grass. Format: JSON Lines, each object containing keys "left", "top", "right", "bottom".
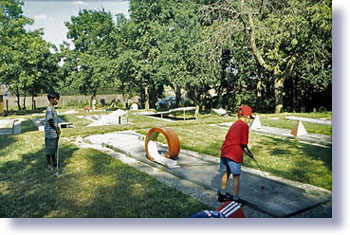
{"left": 0, "top": 140, "right": 79, "bottom": 217}
{"left": 256, "top": 135, "right": 331, "bottom": 171}
{"left": 0, "top": 135, "right": 17, "bottom": 156}
{"left": 53, "top": 148, "right": 208, "bottom": 218}
{"left": 247, "top": 134, "right": 332, "bottom": 190}
{"left": 20, "top": 119, "right": 38, "bottom": 133}
{"left": 0, "top": 140, "right": 207, "bottom": 218}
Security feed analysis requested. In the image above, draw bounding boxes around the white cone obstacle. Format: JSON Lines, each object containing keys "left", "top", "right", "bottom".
{"left": 291, "top": 120, "right": 308, "bottom": 137}
{"left": 250, "top": 114, "right": 261, "bottom": 130}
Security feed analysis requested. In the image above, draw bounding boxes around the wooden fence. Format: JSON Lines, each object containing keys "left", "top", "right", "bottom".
{"left": 3, "top": 94, "right": 140, "bottom": 110}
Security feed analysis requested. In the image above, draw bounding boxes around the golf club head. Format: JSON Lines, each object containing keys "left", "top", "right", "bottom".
{"left": 54, "top": 171, "right": 59, "bottom": 177}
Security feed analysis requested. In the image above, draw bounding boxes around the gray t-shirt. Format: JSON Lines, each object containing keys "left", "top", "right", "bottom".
{"left": 45, "top": 105, "right": 59, "bottom": 138}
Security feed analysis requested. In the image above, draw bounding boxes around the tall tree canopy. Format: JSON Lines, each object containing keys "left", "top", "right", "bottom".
{"left": 198, "top": 0, "right": 331, "bottom": 113}
{"left": 0, "top": 0, "right": 59, "bottom": 110}
{"left": 1, "top": 0, "right": 331, "bottom": 113}
{"left": 64, "top": 9, "right": 118, "bottom": 102}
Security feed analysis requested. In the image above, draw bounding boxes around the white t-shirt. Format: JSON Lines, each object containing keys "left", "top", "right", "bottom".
{"left": 45, "top": 105, "right": 59, "bottom": 138}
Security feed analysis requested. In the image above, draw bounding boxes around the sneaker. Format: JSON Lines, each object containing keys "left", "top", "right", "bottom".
{"left": 218, "top": 192, "right": 225, "bottom": 202}
{"left": 218, "top": 191, "right": 233, "bottom": 202}
{"left": 48, "top": 165, "right": 53, "bottom": 171}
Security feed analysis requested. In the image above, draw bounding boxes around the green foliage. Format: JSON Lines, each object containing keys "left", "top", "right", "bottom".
{"left": 0, "top": 0, "right": 60, "bottom": 110}
{"left": 63, "top": 9, "right": 118, "bottom": 98}
{"left": 197, "top": 0, "right": 331, "bottom": 113}
{"left": 1, "top": 0, "right": 332, "bottom": 113}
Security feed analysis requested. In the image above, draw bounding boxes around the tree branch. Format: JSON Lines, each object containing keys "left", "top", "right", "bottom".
{"left": 247, "top": 13, "right": 273, "bottom": 73}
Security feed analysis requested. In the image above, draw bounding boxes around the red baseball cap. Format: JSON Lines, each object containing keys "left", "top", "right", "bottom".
{"left": 237, "top": 105, "right": 254, "bottom": 119}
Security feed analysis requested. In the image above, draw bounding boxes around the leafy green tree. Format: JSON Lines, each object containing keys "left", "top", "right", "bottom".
{"left": 126, "top": 0, "right": 165, "bottom": 110}
{"left": 154, "top": 0, "right": 202, "bottom": 108}
{"left": 199, "top": 0, "right": 331, "bottom": 113}
{"left": 285, "top": 0, "right": 332, "bottom": 112}
{"left": 64, "top": 9, "right": 118, "bottom": 104}
{"left": 111, "top": 15, "right": 140, "bottom": 106}
{"left": 21, "top": 31, "right": 60, "bottom": 110}
{"left": 1, "top": 0, "right": 27, "bottom": 109}
{"left": 1, "top": 0, "right": 43, "bottom": 110}
{"left": 1, "top": 0, "right": 61, "bottom": 110}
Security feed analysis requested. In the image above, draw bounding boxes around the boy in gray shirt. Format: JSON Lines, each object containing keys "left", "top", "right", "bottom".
{"left": 45, "top": 92, "right": 61, "bottom": 170}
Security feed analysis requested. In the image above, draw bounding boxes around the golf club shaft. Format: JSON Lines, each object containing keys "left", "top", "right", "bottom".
{"left": 252, "top": 158, "right": 267, "bottom": 176}
{"left": 56, "top": 135, "right": 59, "bottom": 174}
{"left": 252, "top": 158, "right": 276, "bottom": 191}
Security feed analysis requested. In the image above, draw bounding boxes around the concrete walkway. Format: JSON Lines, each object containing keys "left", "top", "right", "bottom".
{"left": 72, "top": 131, "right": 332, "bottom": 218}
{"left": 284, "top": 116, "right": 332, "bottom": 125}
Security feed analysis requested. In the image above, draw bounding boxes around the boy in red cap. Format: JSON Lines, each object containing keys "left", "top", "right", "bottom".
{"left": 218, "top": 105, "right": 255, "bottom": 203}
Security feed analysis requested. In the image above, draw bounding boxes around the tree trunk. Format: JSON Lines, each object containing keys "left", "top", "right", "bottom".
{"left": 175, "top": 85, "right": 181, "bottom": 108}
{"left": 195, "top": 104, "right": 200, "bottom": 119}
{"left": 292, "top": 76, "right": 296, "bottom": 113}
{"left": 32, "top": 95, "right": 35, "bottom": 110}
{"left": 91, "top": 90, "right": 97, "bottom": 109}
{"left": 121, "top": 82, "right": 127, "bottom": 109}
{"left": 256, "top": 73, "right": 263, "bottom": 111}
{"left": 16, "top": 94, "right": 21, "bottom": 111}
{"left": 144, "top": 84, "right": 149, "bottom": 110}
{"left": 91, "top": 95, "right": 95, "bottom": 110}
{"left": 257, "top": 75, "right": 262, "bottom": 98}
{"left": 123, "top": 94, "right": 129, "bottom": 110}
{"left": 139, "top": 82, "right": 144, "bottom": 108}
{"left": 274, "top": 77, "right": 285, "bottom": 113}
{"left": 246, "top": 12, "right": 296, "bottom": 113}
{"left": 23, "top": 96, "right": 26, "bottom": 110}
{"left": 275, "top": 56, "right": 296, "bottom": 113}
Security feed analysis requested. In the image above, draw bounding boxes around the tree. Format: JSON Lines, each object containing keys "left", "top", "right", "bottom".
{"left": 153, "top": 1, "right": 201, "bottom": 108}
{"left": 1, "top": 0, "right": 60, "bottom": 110}
{"left": 126, "top": 0, "right": 166, "bottom": 110}
{"left": 1, "top": 0, "right": 38, "bottom": 110}
{"left": 286, "top": 0, "right": 332, "bottom": 111}
{"left": 64, "top": 9, "right": 118, "bottom": 104}
{"left": 22, "top": 32, "right": 60, "bottom": 110}
{"left": 111, "top": 15, "right": 141, "bottom": 106}
{"left": 199, "top": 0, "right": 331, "bottom": 113}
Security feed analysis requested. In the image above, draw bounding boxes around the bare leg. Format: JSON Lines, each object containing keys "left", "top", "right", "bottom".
{"left": 221, "top": 172, "right": 229, "bottom": 191}
{"left": 46, "top": 155, "right": 52, "bottom": 168}
{"left": 51, "top": 153, "right": 57, "bottom": 167}
{"left": 233, "top": 175, "right": 240, "bottom": 197}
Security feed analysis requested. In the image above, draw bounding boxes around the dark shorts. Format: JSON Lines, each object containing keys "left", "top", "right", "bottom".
{"left": 220, "top": 157, "right": 241, "bottom": 176}
{"left": 45, "top": 138, "right": 58, "bottom": 156}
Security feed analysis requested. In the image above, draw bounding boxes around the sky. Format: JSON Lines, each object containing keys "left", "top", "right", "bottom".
{"left": 22, "top": 0, "right": 130, "bottom": 48}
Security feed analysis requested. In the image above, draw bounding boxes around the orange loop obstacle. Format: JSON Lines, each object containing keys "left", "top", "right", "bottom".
{"left": 145, "top": 127, "right": 180, "bottom": 161}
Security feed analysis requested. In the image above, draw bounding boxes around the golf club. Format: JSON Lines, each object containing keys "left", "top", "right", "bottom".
{"left": 54, "top": 135, "right": 60, "bottom": 177}
{"left": 252, "top": 157, "right": 277, "bottom": 193}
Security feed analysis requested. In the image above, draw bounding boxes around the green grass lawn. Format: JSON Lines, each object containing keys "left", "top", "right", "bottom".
{"left": 0, "top": 131, "right": 208, "bottom": 217}
{"left": 259, "top": 113, "right": 332, "bottom": 136}
{"left": 0, "top": 108, "right": 332, "bottom": 217}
